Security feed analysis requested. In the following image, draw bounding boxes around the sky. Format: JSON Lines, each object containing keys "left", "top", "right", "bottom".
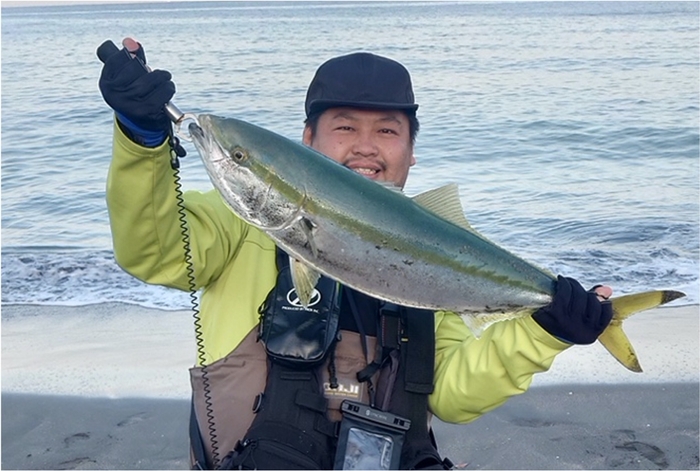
{"left": 2, "top": 0, "right": 489, "bottom": 7}
{"left": 1, "top": 0, "right": 403, "bottom": 6}
{"left": 2, "top": 0, "right": 172, "bottom": 6}
{"left": 2, "top": 0, "right": 321, "bottom": 7}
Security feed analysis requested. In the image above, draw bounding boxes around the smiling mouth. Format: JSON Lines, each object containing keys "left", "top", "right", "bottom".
{"left": 352, "top": 167, "right": 379, "bottom": 176}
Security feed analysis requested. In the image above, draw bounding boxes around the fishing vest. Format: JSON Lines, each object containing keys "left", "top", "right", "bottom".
{"left": 189, "top": 249, "right": 451, "bottom": 470}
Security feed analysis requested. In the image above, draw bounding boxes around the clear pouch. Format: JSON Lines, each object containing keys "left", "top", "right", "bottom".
{"left": 334, "top": 401, "right": 410, "bottom": 470}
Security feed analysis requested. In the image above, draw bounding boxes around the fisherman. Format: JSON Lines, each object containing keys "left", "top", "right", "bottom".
{"left": 99, "top": 37, "right": 613, "bottom": 470}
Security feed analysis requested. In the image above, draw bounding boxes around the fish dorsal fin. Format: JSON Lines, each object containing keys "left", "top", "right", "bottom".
{"left": 290, "top": 257, "right": 321, "bottom": 308}
{"left": 412, "top": 183, "right": 474, "bottom": 231}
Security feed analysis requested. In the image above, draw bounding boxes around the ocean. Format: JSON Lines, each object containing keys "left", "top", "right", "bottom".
{"left": 2, "top": 1, "right": 699, "bottom": 311}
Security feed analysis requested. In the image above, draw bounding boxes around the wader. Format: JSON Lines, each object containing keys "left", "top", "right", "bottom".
{"left": 189, "top": 249, "right": 453, "bottom": 470}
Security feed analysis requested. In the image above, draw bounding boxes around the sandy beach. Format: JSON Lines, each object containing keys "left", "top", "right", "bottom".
{"left": 3, "top": 383, "right": 698, "bottom": 470}
{"left": 2, "top": 303, "right": 698, "bottom": 470}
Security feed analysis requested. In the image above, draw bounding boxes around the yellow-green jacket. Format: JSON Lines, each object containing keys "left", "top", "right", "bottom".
{"left": 106, "top": 122, "right": 570, "bottom": 426}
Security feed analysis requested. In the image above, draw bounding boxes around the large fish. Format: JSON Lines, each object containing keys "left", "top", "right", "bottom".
{"left": 188, "top": 114, "right": 684, "bottom": 372}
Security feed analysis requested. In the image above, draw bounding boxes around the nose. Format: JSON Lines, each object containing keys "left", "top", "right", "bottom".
{"left": 351, "top": 129, "right": 378, "bottom": 156}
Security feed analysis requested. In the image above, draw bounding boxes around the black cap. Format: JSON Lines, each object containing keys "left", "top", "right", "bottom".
{"left": 305, "top": 52, "right": 419, "bottom": 118}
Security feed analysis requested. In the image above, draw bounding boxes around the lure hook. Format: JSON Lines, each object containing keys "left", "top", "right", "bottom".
{"left": 173, "top": 112, "right": 199, "bottom": 142}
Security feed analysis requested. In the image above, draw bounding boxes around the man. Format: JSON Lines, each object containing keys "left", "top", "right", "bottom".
{"left": 100, "top": 38, "right": 613, "bottom": 470}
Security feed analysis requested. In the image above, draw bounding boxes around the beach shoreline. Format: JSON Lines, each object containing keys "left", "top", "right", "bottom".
{"left": 2, "top": 302, "right": 697, "bottom": 398}
{"left": 2, "top": 302, "right": 698, "bottom": 469}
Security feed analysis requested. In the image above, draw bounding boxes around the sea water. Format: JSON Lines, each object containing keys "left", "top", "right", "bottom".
{"left": 2, "top": 1, "right": 698, "bottom": 309}
{"left": 1, "top": 1, "right": 698, "bottom": 396}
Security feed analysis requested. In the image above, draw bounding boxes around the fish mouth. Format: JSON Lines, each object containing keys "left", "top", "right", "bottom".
{"left": 188, "top": 121, "right": 205, "bottom": 144}
{"left": 188, "top": 120, "right": 226, "bottom": 164}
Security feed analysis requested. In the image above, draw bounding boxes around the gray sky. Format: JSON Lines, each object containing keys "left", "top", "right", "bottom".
{"left": 2, "top": 0, "right": 205, "bottom": 6}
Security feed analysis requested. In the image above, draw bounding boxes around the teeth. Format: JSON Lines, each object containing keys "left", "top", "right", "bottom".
{"left": 353, "top": 168, "right": 377, "bottom": 175}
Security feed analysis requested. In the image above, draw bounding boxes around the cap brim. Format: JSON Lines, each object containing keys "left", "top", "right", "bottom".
{"left": 307, "top": 99, "right": 418, "bottom": 117}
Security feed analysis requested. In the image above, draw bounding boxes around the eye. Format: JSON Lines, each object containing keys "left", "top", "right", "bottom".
{"left": 231, "top": 148, "right": 248, "bottom": 162}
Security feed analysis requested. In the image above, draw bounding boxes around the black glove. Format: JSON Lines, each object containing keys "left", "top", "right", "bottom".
{"left": 533, "top": 275, "right": 613, "bottom": 345}
{"left": 98, "top": 41, "right": 175, "bottom": 146}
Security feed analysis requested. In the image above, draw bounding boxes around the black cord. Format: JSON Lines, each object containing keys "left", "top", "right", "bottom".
{"left": 169, "top": 133, "right": 221, "bottom": 468}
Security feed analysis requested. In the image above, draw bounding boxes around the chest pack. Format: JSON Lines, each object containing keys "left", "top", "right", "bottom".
{"left": 257, "top": 250, "right": 342, "bottom": 369}
{"left": 213, "top": 249, "right": 449, "bottom": 470}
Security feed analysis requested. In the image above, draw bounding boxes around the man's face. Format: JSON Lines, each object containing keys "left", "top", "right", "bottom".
{"left": 303, "top": 107, "right": 416, "bottom": 188}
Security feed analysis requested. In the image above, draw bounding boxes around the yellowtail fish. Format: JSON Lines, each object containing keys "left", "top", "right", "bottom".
{"left": 189, "top": 114, "right": 685, "bottom": 372}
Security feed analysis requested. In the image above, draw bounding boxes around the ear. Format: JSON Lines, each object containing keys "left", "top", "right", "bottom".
{"left": 410, "top": 153, "right": 416, "bottom": 167}
{"left": 303, "top": 125, "right": 313, "bottom": 146}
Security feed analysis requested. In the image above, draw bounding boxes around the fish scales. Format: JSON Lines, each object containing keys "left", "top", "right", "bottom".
{"left": 189, "top": 113, "right": 685, "bottom": 372}
{"left": 193, "top": 114, "right": 554, "bottom": 315}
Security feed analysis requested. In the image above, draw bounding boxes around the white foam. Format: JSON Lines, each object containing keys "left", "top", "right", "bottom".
{"left": 1, "top": 304, "right": 195, "bottom": 399}
{"left": 1, "top": 303, "right": 697, "bottom": 400}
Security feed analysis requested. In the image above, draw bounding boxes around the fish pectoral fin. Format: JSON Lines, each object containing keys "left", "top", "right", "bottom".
{"left": 290, "top": 257, "right": 321, "bottom": 308}
{"left": 412, "top": 183, "right": 475, "bottom": 232}
{"left": 600, "top": 290, "right": 686, "bottom": 372}
{"left": 298, "top": 217, "right": 319, "bottom": 258}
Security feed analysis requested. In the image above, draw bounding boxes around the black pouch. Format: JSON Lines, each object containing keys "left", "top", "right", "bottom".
{"left": 218, "top": 421, "right": 331, "bottom": 470}
{"left": 334, "top": 400, "right": 410, "bottom": 470}
{"left": 258, "top": 253, "right": 341, "bottom": 368}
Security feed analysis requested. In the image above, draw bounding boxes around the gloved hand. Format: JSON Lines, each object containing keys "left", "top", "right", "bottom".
{"left": 533, "top": 275, "right": 613, "bottom": 345}
{"left": 98, "top": 38, "right": 175, "bottom": 147}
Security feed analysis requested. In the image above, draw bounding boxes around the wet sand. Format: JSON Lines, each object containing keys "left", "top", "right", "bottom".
{"left": 2, "top": 303, "right": 698, "bottom": 469}
{"left": 3, "top": 384, "right": 698, "bottom": 470}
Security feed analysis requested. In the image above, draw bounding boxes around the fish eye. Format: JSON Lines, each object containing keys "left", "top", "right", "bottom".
{"left": 231, "top": 148, "right": 248, "bottom": 162}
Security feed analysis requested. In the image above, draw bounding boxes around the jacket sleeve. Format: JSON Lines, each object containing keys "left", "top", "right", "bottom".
{"left": 105, "top": 121, "right": 244, "bottom": 290}
{"left": 429, "top": 310, "right": 570, "bottom": 423}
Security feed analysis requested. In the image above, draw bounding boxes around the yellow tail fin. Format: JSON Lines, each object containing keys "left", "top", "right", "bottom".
{"left": 598, "top": 290, "right": 685, "bottom": 372}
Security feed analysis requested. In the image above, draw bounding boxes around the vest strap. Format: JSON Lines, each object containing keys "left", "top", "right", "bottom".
{"left": 189, "top": 399, "right": 209, "bottom": 470}
{"left": 296, "top": 389, "right": 327, "bottom": 413}
{"left": 403, "top": 308, "right": 436, "bottom": 394}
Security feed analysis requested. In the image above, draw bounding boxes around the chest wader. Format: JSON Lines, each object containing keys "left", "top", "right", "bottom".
{"left": 345, "top": 293, "right": 451, "bottom": 470}
{"left": 216, "top": 249, "right": 453, "bottom": 470}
